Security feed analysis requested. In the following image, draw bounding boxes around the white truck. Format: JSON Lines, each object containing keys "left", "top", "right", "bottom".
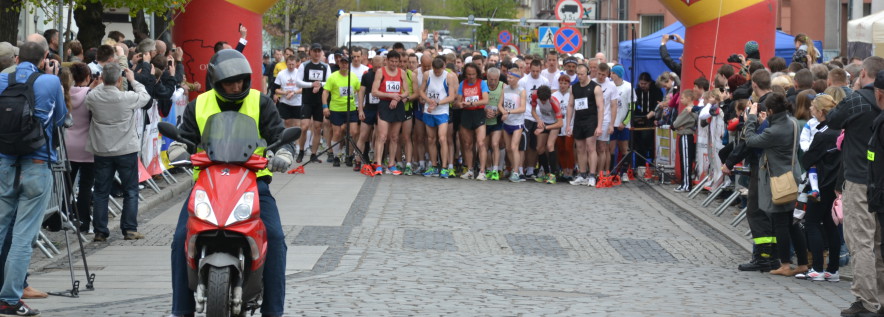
{"left": 336, "top": 11, "right": 424, "bottom": 49}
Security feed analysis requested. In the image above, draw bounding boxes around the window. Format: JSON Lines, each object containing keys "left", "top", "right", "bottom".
{"left": 640, "top": 15, "right": 664, "bottom": 38}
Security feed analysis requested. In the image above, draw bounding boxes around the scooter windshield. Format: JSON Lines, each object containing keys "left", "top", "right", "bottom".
{"left": 200, "top": 112, "right": 265, "bottom": 164}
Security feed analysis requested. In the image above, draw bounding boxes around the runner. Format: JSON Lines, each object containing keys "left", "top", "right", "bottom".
{"left": 567, "top": 64, "right": 604, "bottom": 187}
{"left": 456, "top": 63, "right": 490, "bottom": 180}
{"left": 322, "top": 56, "right": 360, "bottom": 167}
{"left": 501, "top": 68, "right": 528, "bottom": 182}
{"left": 594, "top": 63, "right": 620, "bottom": 176}
{"left": 540, "top": 51, "right": 563, "bottom": 92}
{"left": 274, "top": 55, "right": 302, "bottom": 132}
{"left": 354, "top": 55, "right": 385, "bottom": 171}
{"left": 552, "top": 74, "right": 575, "bottom": 181}
{"left": 398, "top": 53, "right": 419, "bottom": 175}
{"left": 419, "top": 57, "right": 459, "bottom": 178}
{"left": 484, "top": 67, "right": 505, "bottom": 181}
{"left": 371, "top": 50, "right": 409, "bottom": 175}
{"left": 295, "top": 43, "right": 331, "bottom": 163}
{"left": 412, "top": 53, "right": 433, "bottom": 175}
{"left": 518, "top": 59, "right": 550, "bottom": 179}
{"left": 529, "top": 85, "right": 564, "bottom": 184}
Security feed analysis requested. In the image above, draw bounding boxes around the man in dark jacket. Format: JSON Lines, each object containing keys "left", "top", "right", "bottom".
{"left": 827, "top": 56, "right": 884, "bottom": 317}
{"left": 659, "top": 34, "right": 682, "bottom": 76}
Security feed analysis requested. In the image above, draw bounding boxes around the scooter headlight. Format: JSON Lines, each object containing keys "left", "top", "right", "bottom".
{"left": 226, "top": 191, "right": 256, "bottom": 226}
{"left": 192, "top": 189, "right": 217, "bottom": 225}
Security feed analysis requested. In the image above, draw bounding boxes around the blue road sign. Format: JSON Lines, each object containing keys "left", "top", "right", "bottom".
{"left": 554, "top": 27, "right": 581, "bottom": 54}
{"left": 538, "top": 27, "right": 558, "bottom": 48}
{"left": 498, "top": 30, "right": 512, "bottom": 44}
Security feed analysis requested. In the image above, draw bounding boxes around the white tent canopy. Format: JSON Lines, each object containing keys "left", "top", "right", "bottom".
{"left": 847, "top": 10, "right": 884, "bottom": 59}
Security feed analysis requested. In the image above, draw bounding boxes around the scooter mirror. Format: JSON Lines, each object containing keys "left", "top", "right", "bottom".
{"left": 267, "top": 127, "right": 302, "bottom": 152}
{"left": 158, "top": 122, "right": 196, "bottom": 149}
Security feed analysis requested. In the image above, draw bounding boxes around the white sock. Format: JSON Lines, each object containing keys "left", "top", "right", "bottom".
{"left": 419, "top": 160, "right": 426, "bottom": 169}
{"left": 492, "top": 165, "right": 499, "bottom": 171}
{"left": 448, "top": 164, "right": 454, "bottom": 169}
{"left": 333, "top": 143, "right": 341, "bottom": 156}
{"left": 527, "top": 167, "right": 534, "bottom": 175}
{"left": 518, "top": 167, "right": 524, "bottom": 174}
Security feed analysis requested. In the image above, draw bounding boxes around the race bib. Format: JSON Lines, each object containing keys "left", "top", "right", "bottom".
{"left": 464, "top": 95, "right": 479, "bottom": 103}
{"left": 308, "top": 69, "right": 324, "bottom": 81}
{"left": 369, "top": 93, "right": 380, "bottom": 104}
{"left": 428, "top": 91, "right": 441, "bottom": 100}
{"left": 503, "top": 97, "right": 516, "bottom": 110}
{"left": 339, "top": 87, "right": 352, "bottom": 97}
{"left": 575, "top": 97, "right": 588, "bottom": 111}
{"left": 385, "top": 81, "right": 401, "bottom": 93}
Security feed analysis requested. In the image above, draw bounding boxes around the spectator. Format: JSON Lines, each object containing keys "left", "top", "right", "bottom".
{"left": 788, "top": 62, "right": 805, "bottom": 74}
{"left": 0, "top": 40, "right": 67, "bottom": 317}
{"left": 811, "top": 64, "right": 829, "bottom": 81}
{"left": 870, "top": 71, "right": 884, "bottom": 267}
{"left": 660, "top": 34, "right": 682, "bottom": 75}
{"left": 845, "top": 63, "right": 863, "bottom": 87}
{"left": 811, "top": 79, "right": 827, "bottom": 94}
{"left": 789, "top": 69, "right": 814, "bottom": 105}
{"left": 793, "top": 89, "right": 815, "bottom": 122}
{"left": 743, "top": 92, "right": 806, "bottom": 276}
{"left": 107, "top": 30, "right": 125, "bottom": 43}
{"left": 828, "top": 56, "right": 884, "bottom": 317}
{"left": 768, "top": 56, "right": 787, "bottom": 74}
{"left": 66, "top": 40, "right": 84, "bottom": 63}
{"left": 0, "top": 42, "right": 16, "bottom": 74}
{"left": 799, "top": 93, "right": 842, "bottom": 281}
{"left": 88, "top": 45, "right": 115, "bottom": 76}
{"left": 42, "top": 29, "right": 59, "bottom": 58}
{"left": 672, "top": 89, "right": 698, "bottom": 192}
{"left": 828, "top": 68, "right": 852, "bottom": 96}
{"left": 85, "top": 63, "right": 151, "bottom": 242}
{"left": 65, "top": 63, "right": 98, "bottom": 232}
{"left": 792, "top": 33, "right": 819, "bottom": 68}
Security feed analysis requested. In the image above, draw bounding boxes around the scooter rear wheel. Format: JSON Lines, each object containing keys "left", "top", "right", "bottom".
{"left": 206, "top": 266, "right": 232, "bottom": 317}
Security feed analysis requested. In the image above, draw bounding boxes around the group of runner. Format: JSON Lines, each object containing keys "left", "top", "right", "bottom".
{"left": 269, "top": 43, "right": 636, "bottom": 186}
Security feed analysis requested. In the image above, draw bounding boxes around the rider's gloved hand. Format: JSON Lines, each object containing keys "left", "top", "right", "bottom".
{"left": 267, "top": 149, "right": 293, "bottom": 172}
{"left": 168, "top": 142, "right": 190, "bottom": 163}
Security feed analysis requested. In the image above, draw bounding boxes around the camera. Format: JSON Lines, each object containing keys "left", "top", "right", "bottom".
{"left": 669, "top": 35, "right": 676, "bottom": 40}
{"left": 727, "top": 54, "right": 741, "bottom": 63}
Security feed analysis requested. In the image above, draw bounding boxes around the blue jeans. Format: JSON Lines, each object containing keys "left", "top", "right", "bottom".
{"left": 171, "top": 180, "right": 287, "bottom": 316}
{"left": 0, "top": 158, "right": 53, "bottom": 304}
{"left": 92, "top": 153, "right": 139, "bottom": 236}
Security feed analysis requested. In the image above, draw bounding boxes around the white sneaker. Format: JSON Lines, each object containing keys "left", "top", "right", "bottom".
{"left": 621, "top": 172, "right": 630, "bottom": 182}
{"left": 569, "top": 176, "right": 587, "bottom": 186}
{"left": 824, "top": 271, "right": 839, "bottom": 282}
{"left": 587, "top": 176, "right": 596, "bottom": 187}
{"left": 476, "top": 172, "right": 487, "bottom": 181}
{"left": 804, "top": 269, "right": 823, "bottom": 281}
{"left": 460, "top": 170, "right": 474, "bottom": 180}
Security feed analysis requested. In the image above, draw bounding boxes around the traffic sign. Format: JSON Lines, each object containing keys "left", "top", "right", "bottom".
{"left": 554, "top": 27, "right": 582, "bottom": 54}
{"left": 504, "top": 44, "right": 520, "bottom": 55}
{"left": 538, "top": 27, "right": 558, "bottom": 48}
{"left": 519, "top": 34, "right": 530, "bottom": 42}
{"left": 555, "top": 0, "right": 584, "bottom": 25}
{"left": 498, "top": 30, "right": 512, "bottom": 44}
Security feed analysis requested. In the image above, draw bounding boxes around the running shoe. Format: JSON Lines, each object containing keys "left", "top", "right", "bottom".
{"left": 296, "top": 150, "right": 305, "bottom": 163}
{"left": 490, "top": 170, "right": 500, "bottom": 181}
{"left": 333, "top": 157, "right": 341, "bottom": 167}
{"left": 821, "top": 271, "right": 839, "bottom": 282}
{"left": 621, "top": 172, "right": 630, "bottom": 182}
{"left": 309, "top": 154, "right": 322, "bottom": 163}
{"left": 534, "top": 175, "right": 547, "bottom": 183}
{"left": 389, "top": 166, "right": 402, "bottom": 175}
{"left": 461, "top": 170, "right": 474, "bottom": 180}
{"left": 326, "top": 152, "right": 334, "bottom": 163}
{"left": 460, "top": 166, "right": 469, "bottom": 177}
{"left": 509, "top": 172, "right": 521, "bottom": 182}
{"left": 353, "top": 162, "right": 361, "bottom": 172}
{"left": 587, "top": 175, "right": 597, "bottom": 187}
{"left": 405, "top": 165, "right": 413, "bottom": 176}
{"left": 423, "top": 167, "right": 439, "bottom": 177}
{"left": 476, "top": 172, "right": 487, "bottom": 181}
{"left": 440, "top": 168, "right": 451, "bottom": 179}
{"left": 674, "top": 185, "right": 689, "bottom": 192}
{"left": 569, "top": 176, "right": 587, "bottom": 186}
{"left": 546, "top": 174, "right": 557, "bottom": 184}
{"left": 374, "top": 166, "right": 384, "bottom": 176}
{"left": 800, "top": 269, "right": 819, "bottom": 280}
{"left": 0, "top": 300, "right": 39, "bottom": 316}
{"left": 345, "top": 155, "right": 354, "bottom": 167}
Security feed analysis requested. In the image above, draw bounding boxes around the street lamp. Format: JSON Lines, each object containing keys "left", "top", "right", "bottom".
{"left": 461, "top": 15, "right": 480, "bottom": 49}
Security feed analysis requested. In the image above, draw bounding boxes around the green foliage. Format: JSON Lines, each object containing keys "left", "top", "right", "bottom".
{"left": 17, "top": 0, "right": 188, "bottom": 23}
{"left": 445, "top": 0, "right": 518, "bottom": 45}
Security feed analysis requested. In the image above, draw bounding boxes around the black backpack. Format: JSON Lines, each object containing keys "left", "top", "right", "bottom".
{"left": 0, "top": 71, "right": 46, "bottom": 156}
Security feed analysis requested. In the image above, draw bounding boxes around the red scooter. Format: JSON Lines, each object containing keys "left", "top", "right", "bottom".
{"left": 159, "top": 112, "right": 300, "bottom": 316}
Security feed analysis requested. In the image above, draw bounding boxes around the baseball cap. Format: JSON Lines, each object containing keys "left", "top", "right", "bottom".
{"left": 339, "top": 56, "right": 350, "bottom": 64}
{"left": 563, "top": 56, "right": 578, "bottom": 65}
{"left": 480, "top": 49, "right": 488, "bottom": 57}
{"left": 0, "top": 42, "right": 16, "bottom": 59}
{"left": 573, "top": 53, "right": 584, "bottom": 60}
{"left": 310, "top": 43, "right": 322, "bottom": 51}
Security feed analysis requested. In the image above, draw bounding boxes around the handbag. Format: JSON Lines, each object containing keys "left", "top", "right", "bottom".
{"left": 767, "top": 118, "right": 799, "bottom": 205}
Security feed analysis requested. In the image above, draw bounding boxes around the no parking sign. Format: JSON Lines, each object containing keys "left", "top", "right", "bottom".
{"left": 554, "top": 27, "right": 581, "bottom": 54}
{"left": 498, "top": 30, "right": 512, "bottom": 44}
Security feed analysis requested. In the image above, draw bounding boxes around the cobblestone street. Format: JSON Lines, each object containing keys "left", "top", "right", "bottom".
{"left": 31, "top": 164, "right": 852, "bottom": 316}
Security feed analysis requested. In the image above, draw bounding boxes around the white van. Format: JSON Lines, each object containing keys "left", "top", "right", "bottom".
{"left": 336, "top": 11, "right": 423, "bottom": 49}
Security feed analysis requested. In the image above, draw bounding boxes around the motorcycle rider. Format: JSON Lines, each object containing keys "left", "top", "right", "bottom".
{"left": 167, "top": 49, "right": 293, "bottom": 317}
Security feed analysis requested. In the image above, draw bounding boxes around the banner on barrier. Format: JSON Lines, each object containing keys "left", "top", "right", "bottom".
{"left": 655, "top": 127, "right": 677, "bottom": 168}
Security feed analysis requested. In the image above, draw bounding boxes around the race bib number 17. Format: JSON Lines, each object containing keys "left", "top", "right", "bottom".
{"left": 308, "top": 69, "right": 324, "bottom": 81}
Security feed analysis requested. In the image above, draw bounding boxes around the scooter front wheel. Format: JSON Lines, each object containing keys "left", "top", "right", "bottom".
{"left": 206, "top": 266, "right": 232, "bottom": 317}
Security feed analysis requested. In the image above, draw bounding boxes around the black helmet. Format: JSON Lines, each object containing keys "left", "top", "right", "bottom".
{"left": 208, "top": 49, "right": 252, "bottom": 101}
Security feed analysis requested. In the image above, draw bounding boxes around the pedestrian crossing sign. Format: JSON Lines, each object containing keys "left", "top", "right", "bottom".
{"left": 539, "top": 27, "right": 558, "bottom": 48}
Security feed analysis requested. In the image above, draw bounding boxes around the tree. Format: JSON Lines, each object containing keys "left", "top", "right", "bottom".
{"left": 0, "top": 0, "right": 21, "bottom": 43}
{"left": 446, "top": 0, "right": 518, "bottom": 44}
{"left": 263, "top": 0, "right": 342, "bottom": 48}
{"left": 1, "top": 0, "right": 189, "bottom": 49}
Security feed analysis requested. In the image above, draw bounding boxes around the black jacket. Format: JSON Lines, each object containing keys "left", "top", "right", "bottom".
{"left": 178, "top": 91, "right": 295, "bottom": 182}
{"left": 827, "top": 85, "right": 880, "bottom": 185}
{"left": 868, "top": 113, "right": 884, "bottom": 212}
{"left": 799, "top": 122, "right": 842, "bottom": 191}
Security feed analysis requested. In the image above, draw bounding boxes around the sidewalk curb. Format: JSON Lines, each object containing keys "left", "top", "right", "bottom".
{"left": 647, "top": 183, "right": 753, "bottom": 253}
